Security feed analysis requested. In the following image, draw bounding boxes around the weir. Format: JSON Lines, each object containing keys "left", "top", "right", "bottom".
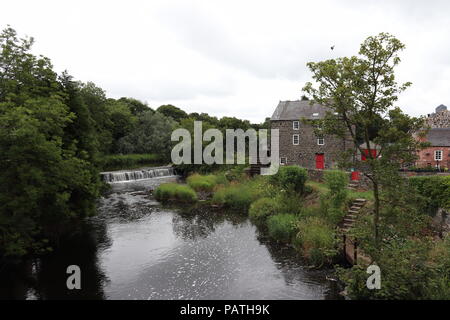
{"left": 100, "top": 166, "right": 175, "bottom": 183}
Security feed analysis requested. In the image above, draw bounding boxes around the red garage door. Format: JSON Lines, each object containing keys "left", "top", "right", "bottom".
{"left": 315, "top": 154, "right": 324, "bottom": 169}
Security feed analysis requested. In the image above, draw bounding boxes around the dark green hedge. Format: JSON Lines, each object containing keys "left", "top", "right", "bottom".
{"left": 409, "top": 175, "right": 450, "bottom": 213}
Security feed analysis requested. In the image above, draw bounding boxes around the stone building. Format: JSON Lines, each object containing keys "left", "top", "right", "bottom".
{"left": 426, "top": 104, "right": 450, "bottom": 128}
{"left": 270, "top": 100, "right": 353, "bottom": 169}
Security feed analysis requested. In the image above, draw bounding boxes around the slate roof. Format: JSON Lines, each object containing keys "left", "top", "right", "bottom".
{"left": 426, "top": 128, "right": 450, "bottom": 147}
{"left": 271, "top": 100, "right": 331, "bottom": 120}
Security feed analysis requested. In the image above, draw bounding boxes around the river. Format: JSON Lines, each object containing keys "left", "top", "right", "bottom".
{"left": 0, "top": 171, "right": 341, "bottom": 300}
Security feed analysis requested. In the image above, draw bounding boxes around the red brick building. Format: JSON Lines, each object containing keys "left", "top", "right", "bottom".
{"left": 416, "top": 128, "right": 450, "bottom": 169}
{"left": 415, "top": 105, "right": 450, "bottom": 169}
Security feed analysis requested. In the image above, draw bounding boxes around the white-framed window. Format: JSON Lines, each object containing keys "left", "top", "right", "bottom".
{"left": 293, "top": 134, "right": 299, "bottom": 145}
{"left": 435, "top": 150, "right": 443, "bottom": 161}
{"left": 293, "top": 121, "right": 299, "bottom": 130}
{"left": 317, "top": 137, "right": 325, "bottom": 145}
{"left": 280, "top": 157, "right": 287, "bottom": 165}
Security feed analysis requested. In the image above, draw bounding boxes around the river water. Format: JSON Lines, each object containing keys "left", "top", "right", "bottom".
{"left": 0, "top": 175, "right": 341, "bottom": 300}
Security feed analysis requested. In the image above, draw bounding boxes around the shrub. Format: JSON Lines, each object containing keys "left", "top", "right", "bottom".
{"left": 186, "top": 173, "right": 229, "bottom": 192}
{"left": 295, "top": 217, "right": 337, "bottom": 266}
{"left": 187, "top": 174, "right": 216, "bottom": 192}
{"left": 322, "top": 170, "right": 349, "bottom": 224}
{"left": 270, "top": 166, "right": 308, "bottom": 194}
{"left": 154, "top": 183, "right": 197, "bottom": 203}
{"left": 249, "top": 197, "right": 282, "bottom": 223}
{"left": 409, "top": 175, "right": 450, "bottom": 213}
{"left": 337, "top": 237, "right": 448, "bottom": 300}
{"left": 267, "top": 214, "right": 298, "bottom": 242}
{"left": 212, "top": 181, "right": 263, "bottom": 211}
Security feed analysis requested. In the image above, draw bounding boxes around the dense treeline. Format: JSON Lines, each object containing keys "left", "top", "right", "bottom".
{"left": 0, "top": 27, "right": 265, "bottom": 259}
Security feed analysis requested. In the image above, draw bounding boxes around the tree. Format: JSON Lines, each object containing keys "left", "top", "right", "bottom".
{"left": 0, "top": 27, "right": 101, "bottom": 257}
{"left": 117, "top": 111, "right": 176, "bottom": 160}
{"left": 105, "top": 99, "right": 137, "bottom": 152}
{"left": 157, "top": 104, "right": 188, "bottom": 122}
{"left": 118, "top": 97, "right": 152, "bottom": 116}
{"left": 303, "top": 33, "right": 427, "bottom": 250}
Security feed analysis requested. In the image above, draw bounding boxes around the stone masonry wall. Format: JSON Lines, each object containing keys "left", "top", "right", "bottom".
{"left": 271, "top": 120, "right": 352, "bottom": 169}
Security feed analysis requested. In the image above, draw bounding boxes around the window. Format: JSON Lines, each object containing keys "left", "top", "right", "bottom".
{"left": 293, "top": 121, "right": 299, "bottom": 130}
{"left": 312, "top": 112, "right": 319, "bottom": 117}
{"left": 435, "top": 150, "right": 443, "bottom": 161}
{"left": 293, "top": 134, "right": 299, "bottom": 145}
{"left": 317, "top": 137, "right": 324, "bottom": 145}
{"left": 280, "top": 157, "right": 287, "bottom": 165}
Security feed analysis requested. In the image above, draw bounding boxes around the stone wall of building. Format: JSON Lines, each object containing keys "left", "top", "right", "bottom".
{"left": 271, "top": 120, "right": 353, "bottom": 169}
{"left": 426, "top": 110, "right": 450, "bottom": 128}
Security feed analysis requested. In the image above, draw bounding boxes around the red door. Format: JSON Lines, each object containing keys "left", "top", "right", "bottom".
{"left": 361, "top": 149, "right": 377, "bottom": 161}
{"left": 315, "top": 154, "right": 324, "bottom": 169}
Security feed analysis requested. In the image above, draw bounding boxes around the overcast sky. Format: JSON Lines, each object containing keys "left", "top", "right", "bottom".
{"left": 2, "top": 0, "right": 450, "bottom": 123}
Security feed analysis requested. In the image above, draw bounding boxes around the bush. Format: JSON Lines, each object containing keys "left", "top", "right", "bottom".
{"left": 322, "top": 170, "right": 349, "bottom": 224}
{"left": 338, "top": 237, "right": 450, "bottom": 300}
{"left": 295, "top": 217, "right": 337, "bottom": 266}
{"left": 186, "top": 174, "right": 219, "bottom": 192}
{"left": 249, "top": 197, "right": 283, "bottom": 223}
{"left": 409, "top": 175, "right": 450, "bottom": 213}
{"left": 270, "top": 166, "right": 308, "bottom": 194}
{"left": 212, "top": 181, "right": 263, "bottom": 211}
{"left": 154, "top": 183, "right": 197, "bottom": 203}
{"left": 267, "top": 214, "right": 298, "bottom": 242}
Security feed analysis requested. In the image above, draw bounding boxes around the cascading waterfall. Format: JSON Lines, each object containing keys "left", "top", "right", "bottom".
{"left": 101, "top": 166, "right": 175, "bottom": 183}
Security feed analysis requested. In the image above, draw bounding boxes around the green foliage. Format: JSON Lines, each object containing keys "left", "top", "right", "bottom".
{"left": 117, "top": 111, "right": 176, "bottom": 160}
{"left": 154, "top": 183, "right": 197, "bottom": 203}
{"left": 338, "top": 237, "right": 450, "bottom": 300}
{"left": 117, "top": 97, "right": 152, "bottom": 116}
{"left": 99, "top": 153, "right": 162, "bottom": 171}
{"left": 157, "top": 104, "right": 188, "bottom": 122}
{"left": 0, "top": 27, "right": 102, "bottom": 257}
{"left": 186, "top": 173, "right": 227, "bottom": 192}
{"left": 212, "top": 180, "right": 264, "bottom": 211}
{"left": 322, "top": 170, "right": 348, "bottom": 224}
{"left": 270, "top": 166, "right": 308, "bottom": 194}
{"left": 267, "top": 214, "right": 298, "bottom": 242}
{"left": 409, "top": 175, "right": 450, "bottom": 213}
{"left": 248, "top": 197, "right": 283, "bottom": 224}
{"left": 295, "top": 217, "right": 337, "bottom": 266}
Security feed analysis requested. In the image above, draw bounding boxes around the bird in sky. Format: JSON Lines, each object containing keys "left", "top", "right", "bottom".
{"left": 331, "top": 45, "right": 335, "bottom": 50}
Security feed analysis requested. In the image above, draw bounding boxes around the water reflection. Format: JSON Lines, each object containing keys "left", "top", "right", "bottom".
{"left": 1, "top": 175, "right": 341, "bottom": 300}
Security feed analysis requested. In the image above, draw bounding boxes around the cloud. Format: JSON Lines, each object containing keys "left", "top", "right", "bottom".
{"left": 1, "top": 0, "right": 450, "bottom": 123}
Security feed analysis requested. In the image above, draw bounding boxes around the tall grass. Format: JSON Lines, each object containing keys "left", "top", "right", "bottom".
{"left": 212, "top": 180, "right": 264, "bottom": 211}
{"left": 267, "top": 214, "right": 298, "bottom": 242}
{"left": 154, "top": 183, "right": 197, "bottom": 203}
{"left": 294, "top": 217, "right": 338, "bottom": 266}
{"left": 186, "top": 173, "right": 227, "bottom": 192}
{"left": 248, "top": 197, "right": 283, "bottom": 224}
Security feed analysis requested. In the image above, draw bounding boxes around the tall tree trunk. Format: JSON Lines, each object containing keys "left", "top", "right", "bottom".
{"left": 373, "top": 180, "right": 380, "bottom": 250}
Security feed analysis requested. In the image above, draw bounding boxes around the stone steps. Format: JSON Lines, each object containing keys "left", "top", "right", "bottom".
{"left": 340, "top": 198, "right": 368, "bottom": 232}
